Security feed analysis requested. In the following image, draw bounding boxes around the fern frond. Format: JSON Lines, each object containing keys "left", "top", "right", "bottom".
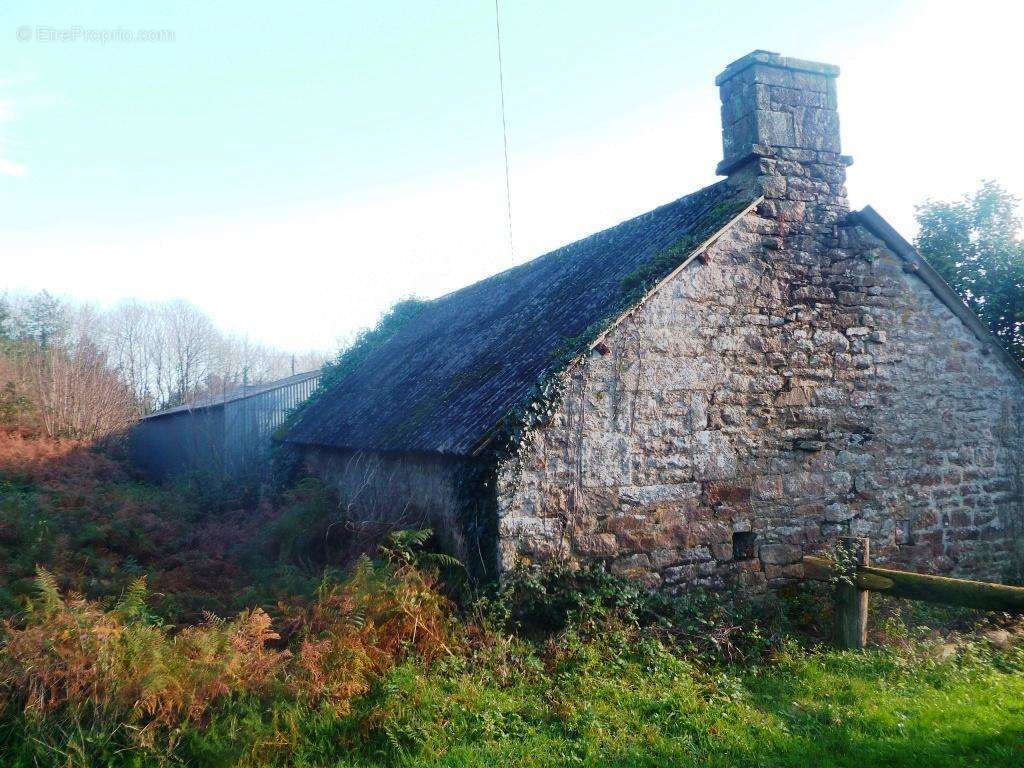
{"left": 425, "top": 552, "right": 463, "bottom": 570}
{"left": 34, "top": 566, "right": 63, "bottom": 614}
{"left": 115, "top": 576, "right": 150, "bottom": 620}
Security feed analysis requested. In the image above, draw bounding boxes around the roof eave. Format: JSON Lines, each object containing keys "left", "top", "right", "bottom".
{"left": 140, "top": 368, "right": 323, "bottom": 421}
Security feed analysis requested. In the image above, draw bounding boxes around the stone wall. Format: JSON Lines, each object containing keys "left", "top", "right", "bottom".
{"left": 495, "top": 205, "right": 1024, "bottom": 588}
{"left": 304, "top": 447, "right": 470, "bottom": 560}
{"left": 303, "top": 52, "right": 1024, "bottom": 590}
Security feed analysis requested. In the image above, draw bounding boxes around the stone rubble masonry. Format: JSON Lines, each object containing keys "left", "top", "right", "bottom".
{"left": 716, "top": 50, "right": 843, "bottom": 176}
{"left": 305, "top": 448, "right": 470, "bottom": 562}
{"left": 303, "top": 52, "right": 1023, "bottom": 591}
{"left": 495, "top": 51, "right": 1024, "bottom": 589}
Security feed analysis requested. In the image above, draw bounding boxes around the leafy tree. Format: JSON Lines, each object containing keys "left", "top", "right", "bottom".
{"left": 915, "top": 181, "right": 1024, "bottom": 366}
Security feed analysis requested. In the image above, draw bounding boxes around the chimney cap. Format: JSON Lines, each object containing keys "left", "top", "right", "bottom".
{"left": 715, "top": 50, "right": 840, "bottom": 86}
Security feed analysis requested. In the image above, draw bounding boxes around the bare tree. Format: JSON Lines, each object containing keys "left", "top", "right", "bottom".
{"left": 105, "top": 300, "right": 161, "bottom": 411}
{"left": 5, "top": 327, "right": 139, "bottom": 440}
{"left": 155, "top": 300, "right": 219, "bottom": 408}
{"left": 1, "top": 292, "right": 329, "bottom": 431}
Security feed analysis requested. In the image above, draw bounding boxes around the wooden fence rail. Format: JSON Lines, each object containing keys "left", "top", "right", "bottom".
{"left": 802, "top": 537, "right": 1024, "bottom": 649}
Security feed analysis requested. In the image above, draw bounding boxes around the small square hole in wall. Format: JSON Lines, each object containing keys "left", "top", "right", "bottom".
{"left": 733, "top": 531, "right": 757, "bottom": 560}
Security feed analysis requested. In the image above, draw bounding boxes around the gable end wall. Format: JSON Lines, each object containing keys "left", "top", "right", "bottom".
{"left": 496, "top": 211, "right": 1024, "bottom": 588}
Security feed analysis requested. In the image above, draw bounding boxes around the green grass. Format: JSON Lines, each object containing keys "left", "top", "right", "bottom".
{"left": 10, "top": 631, "right": 1018, "bottom": 768}
{"left": 184, "top": 641, "right": 1023, "bottom": 767}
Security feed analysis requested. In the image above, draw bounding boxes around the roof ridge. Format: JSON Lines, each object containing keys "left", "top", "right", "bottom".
{"left": 143, "top": 368, "right": 322, "bottom": 420}
{"left": 285, "top": 180, "right": 754, "bottom": 455}
{"left": 429, "top": 179, "right": 733, "bottom": 306}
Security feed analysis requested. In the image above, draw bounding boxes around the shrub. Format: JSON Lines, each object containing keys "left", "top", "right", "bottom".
{"left": 485, "top": 563, "right": 796, "bottom": 663}
{"left": 2, "top": 340, "right": 140, "bottom": 442}
{"left": 290, "top": 550, "right": 456, "bottom": 714}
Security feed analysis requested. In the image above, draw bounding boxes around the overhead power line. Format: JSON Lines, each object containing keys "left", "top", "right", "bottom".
{"left": 494, "top": 0, "right": 514, "bottom": 263}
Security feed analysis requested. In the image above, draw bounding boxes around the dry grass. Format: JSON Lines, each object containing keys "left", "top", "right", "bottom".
{"left": 0, "top": 430, "right": 127, "bottom": 488}
{"left": 0, "top": 552, "right": 456, "bottom": 756}
{"left": 0, "top": 572, "right": 285, "bottom": 750}
{"left": 0, "top": 428, "right": 289, "bottom": 622}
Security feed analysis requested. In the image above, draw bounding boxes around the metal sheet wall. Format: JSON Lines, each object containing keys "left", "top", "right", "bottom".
{"left": 223, "top": 373, "right": 322, "bottom": 477}
{"left": 131, "top": 373, "right": 321, "bottom": 481}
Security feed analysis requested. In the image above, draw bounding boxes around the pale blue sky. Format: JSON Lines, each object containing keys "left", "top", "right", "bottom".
{"left": 2, "top": 1, "right": 1022, "bottom": 351}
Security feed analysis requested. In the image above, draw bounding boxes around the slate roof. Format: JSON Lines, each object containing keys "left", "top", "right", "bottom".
{"left": 285, "top": 180, "right": 755, "bottom": 456}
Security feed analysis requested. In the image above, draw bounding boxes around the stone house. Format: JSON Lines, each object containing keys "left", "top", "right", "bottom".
{"left": 285, "top": 51, "right": 1024, "bottom": 587}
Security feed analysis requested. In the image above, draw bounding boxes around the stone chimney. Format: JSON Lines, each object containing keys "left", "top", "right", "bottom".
{"left": 715, "top": 50, "right": 850, "bottom": 231}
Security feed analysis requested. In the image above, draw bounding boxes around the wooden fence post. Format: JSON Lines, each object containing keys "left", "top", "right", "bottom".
{"left": 834, "top": 536, "right": 870, "bottom": 650}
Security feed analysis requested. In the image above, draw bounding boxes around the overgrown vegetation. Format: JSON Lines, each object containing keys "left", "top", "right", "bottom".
{"left": 273, "top": 296, "right": 429, "bottom": 487}
{"left": 2, "top": 429, "right": 1023, "bottom": 767}
{"left": 0, "top": 429, "right": 393, "bottom": 623}
{"left": 2, "top": 530, "right": 1023, "bottom": 766}
{"left": 0, "top": 553, "right": 456, "bottom": 764}
{"left": 293, "top": 297, "right": 428, "bottom": 419}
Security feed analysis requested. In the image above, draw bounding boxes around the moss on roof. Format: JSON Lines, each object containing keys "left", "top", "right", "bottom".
{"left": 285, "top": 180, "right": 754, "bottom": 455}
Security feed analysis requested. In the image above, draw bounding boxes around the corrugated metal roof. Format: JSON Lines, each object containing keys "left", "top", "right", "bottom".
{"left": 143, "top": 368, "right": 322, "bottom": 420}
{"left": 285, "top": 180, "right": 755, "bottom": 455}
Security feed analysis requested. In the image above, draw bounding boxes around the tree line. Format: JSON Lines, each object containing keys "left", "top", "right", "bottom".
{"left": 0, "top": 293, "right": 326, "bottom": 440}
